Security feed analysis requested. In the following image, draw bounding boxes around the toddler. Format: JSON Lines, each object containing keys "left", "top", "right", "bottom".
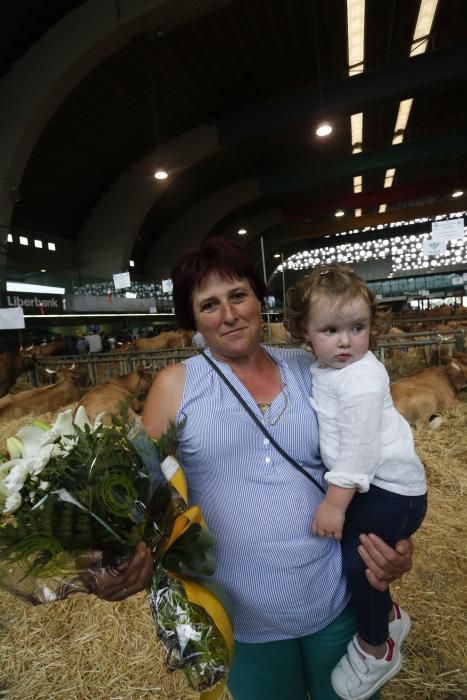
{"left": 285, "top": 263, "right": 427, "bottom": 700}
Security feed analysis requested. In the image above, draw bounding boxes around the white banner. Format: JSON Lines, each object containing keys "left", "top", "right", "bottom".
{"left": 423, "top": 239, "right": 446, "bottom": 256}
{"left": 431, "top": 218, "right": 465, "bottom": 242}
{"left": 0, "top": 306, "right": 25, "bottom": 329}
{"left": 452, "top": 276, "right": 464, "bottom": 285}
{"left": 161, "top": 278, "right": 173, "bottom": 294}
{"left": 113, "top": 272, "right": 131, "bottom": 290}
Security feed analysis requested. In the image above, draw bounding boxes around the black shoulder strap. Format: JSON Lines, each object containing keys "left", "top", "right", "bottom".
{"left": 201, "top": 351, "right": 325, "bottom": 494}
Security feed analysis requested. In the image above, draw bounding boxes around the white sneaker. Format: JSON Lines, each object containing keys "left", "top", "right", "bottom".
{"left": 389, "top": 602, "right": 411, "bottom": 647}
{"left": 331, "top": 635, "right": 402, "bottom": 700}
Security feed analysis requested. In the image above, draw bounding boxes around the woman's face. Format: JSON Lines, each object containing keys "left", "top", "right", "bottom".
{"left": 192, "top": 273, "right": 263, "bottom": 360}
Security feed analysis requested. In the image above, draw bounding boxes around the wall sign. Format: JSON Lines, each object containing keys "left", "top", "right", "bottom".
{"left": 113, "top": 272, "right": 131, "bottom": 290}
{"left": 5, "top": 292, "right": 65, "bottom": 314}
{"left": 0, "top": 306, "right": 25, "bottom": 329}
{"left": 431, "top": 218, "right": 465, "bottom": 243}
{"left": 422, "top": 239, "right": 446, "bottom": 256}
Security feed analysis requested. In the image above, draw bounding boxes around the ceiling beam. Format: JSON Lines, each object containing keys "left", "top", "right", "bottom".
{"left": 260, "top": 130, "right": 467, "bottom": 195}
{"left": 219, "top": 43, "right": 467, "bottom": 145}
{"left": 289, "top": 196, "right": 467, "bottom": 244}
{"left": 281, "top": 176, "right": 465, "bottom": 221}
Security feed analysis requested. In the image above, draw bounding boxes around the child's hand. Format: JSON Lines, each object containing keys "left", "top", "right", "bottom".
{"left": 312, "top": 500, "right": 345, "bottom": 540}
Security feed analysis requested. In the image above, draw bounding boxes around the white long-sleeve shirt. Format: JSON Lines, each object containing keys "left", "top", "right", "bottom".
{"left": 310, "top": 351, "right": 426, "bottom": 496}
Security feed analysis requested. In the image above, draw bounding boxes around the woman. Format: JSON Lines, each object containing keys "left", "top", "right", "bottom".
{"left": 95, "top": 238, "right": 413, "bottom": 700}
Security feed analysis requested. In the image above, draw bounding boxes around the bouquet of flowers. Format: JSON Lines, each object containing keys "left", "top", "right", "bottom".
{"left": 0, "top": 407, "right": 233, "bottom": 697}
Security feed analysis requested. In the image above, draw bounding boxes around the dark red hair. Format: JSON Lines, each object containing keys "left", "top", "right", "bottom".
{"left": 171, "top": 237, "right": 267, "bottom": 330}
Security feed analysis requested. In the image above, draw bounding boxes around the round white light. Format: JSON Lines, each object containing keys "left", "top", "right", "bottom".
{"left": 452, "top": 189, "right": 464, "bottom": 198}
{"left": 335, "top": 209, "right": 345, "bottom": 218}
{"left": 316, "top": 121, "right": 333, "bottom": 137}
{"left": 237, "top": 228, "right": 247, "bottom": 235}
{"left": 154, "top": 166, "right": 168, "bottom": 180}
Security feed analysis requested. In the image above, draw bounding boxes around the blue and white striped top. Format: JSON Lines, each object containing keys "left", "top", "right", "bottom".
{"left": 177, "top": 346, "right": 349, "bottom": 643}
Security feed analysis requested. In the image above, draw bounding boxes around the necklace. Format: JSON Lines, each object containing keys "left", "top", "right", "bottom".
{"left": 256, "top": 349, "right": 289, "bottom": 425}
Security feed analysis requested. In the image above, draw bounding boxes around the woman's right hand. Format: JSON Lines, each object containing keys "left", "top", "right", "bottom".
{"left": 88, "top": 542, "right": 153, "bottom": 601}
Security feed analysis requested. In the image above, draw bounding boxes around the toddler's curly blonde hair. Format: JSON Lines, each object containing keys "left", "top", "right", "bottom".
{"left": 284, "top": 263, "right": 390, "bottom": 349}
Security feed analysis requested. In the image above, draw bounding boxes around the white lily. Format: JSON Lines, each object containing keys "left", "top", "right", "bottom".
{"left": 1, "top": 407, "right": 97, "bottom": 514}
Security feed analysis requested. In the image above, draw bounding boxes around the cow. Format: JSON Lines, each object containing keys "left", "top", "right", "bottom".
{"left": 76, "top": 366, "right": 153, "bottom": 424}
{"left": 262, "top": 322, "right": 289, "bottom": 344}
{"left": 111, "top": 341, "right": 135, "bottom": 352}
{"left": 0, "top": 351, "right": 36, "bottom": 398}
{"left": 26, "top": 339, "right": 69, "bottom": 357}
{"left": 390, "top": 359, "right": 467, "bottom": 429}
{"left": 0, "top": 368, "right": 82, "bottom": 421}
{"left": 134, "top": 330, "right": 193, "bottom": 352}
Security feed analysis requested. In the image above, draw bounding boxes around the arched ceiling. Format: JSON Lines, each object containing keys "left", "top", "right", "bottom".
{"left": 2, "top": 0, "right": 467, "bottom": 284}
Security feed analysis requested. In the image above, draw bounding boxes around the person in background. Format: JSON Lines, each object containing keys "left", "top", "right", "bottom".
{"left": 285, "top": 264, "right": 427, "bottom": 700}
{"left": 191, "top": 329, "right": 206, "bottom": 348}
{"left": 76, "top": 335, "right": 89, "bottom": 354}
{"left": 85, "top": 329, "right": 102, "bottom": 353}
{"left": 91, "top": 238, "right": 414, "bottom": 700}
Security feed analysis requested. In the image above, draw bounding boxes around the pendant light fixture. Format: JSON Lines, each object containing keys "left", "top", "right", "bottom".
{"left": 152, "top": 85, "right": 168, "bottom": 180}
{"left": 313, "top": 5, "right": 333, "bottom": 138}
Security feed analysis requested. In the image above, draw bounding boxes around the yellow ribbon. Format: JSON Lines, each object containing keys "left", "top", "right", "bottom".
{"left": 163, "top": 459, "right": 234, "bottom": 700}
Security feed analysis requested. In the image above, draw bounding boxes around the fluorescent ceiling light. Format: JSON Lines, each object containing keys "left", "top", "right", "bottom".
{"left": 48, "top": 242, "right": 56, "bottom": 251}
{"left": 129, "top": 260, "right": 135, "bottom": 267}
{"left": 7, "top": 282, "right": 65, "bottom": 294}
{"left": 353, "top": 175, "right": 362, "bottom": 194}
{"left": 384, "top": 168, "right": 396, "bottom": 188}
{"left": 410, "top": 0, "right": 438, "bottom": 57}
{"left": 392, "top": 132, "right": 404, "bottom": 145}
{"left": 19, "top": 236, "right": 28, "bottom": 245}
{"left": 379, "top": 204, "right": 387, "bottom": 213}
{"left": 347, "top": 0, "right": 365, "bottom": 75}
{"left": 351, "top": 113, "right": 363, "bottom": 152}
{"left": 34, "top": 239, "right": 43, "bottom": 248}
{"left": 7, "top": 233, "right": 13, "bottom": 242}
{"left": 354, "top": 208, "right": 362, "bottom": 217}
{"left": 394, "top": 98, "right": 413, "bottom": 134}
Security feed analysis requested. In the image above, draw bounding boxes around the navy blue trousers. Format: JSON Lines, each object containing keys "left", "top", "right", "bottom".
{"left": 341, "top": 485, "right": 427, "bottom": 646}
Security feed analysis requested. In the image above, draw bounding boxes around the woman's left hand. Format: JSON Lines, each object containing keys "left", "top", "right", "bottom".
{"left": 358, "top": 533, "right": 414, "bottom": 592}
{"left": 85, "top": 542, "right": 154, "bottom": 601}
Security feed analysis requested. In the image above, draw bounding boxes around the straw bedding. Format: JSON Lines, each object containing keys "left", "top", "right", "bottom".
{"left": 1, "top": 395, "right": 466, "bottom": 699}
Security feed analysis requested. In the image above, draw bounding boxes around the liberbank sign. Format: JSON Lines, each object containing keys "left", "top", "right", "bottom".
{"left": 5, "top": 292, "right": 65, "bottom": 314}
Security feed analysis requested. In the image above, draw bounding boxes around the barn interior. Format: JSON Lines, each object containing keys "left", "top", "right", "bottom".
{"left": 0, "top": 2, "right": 467, "bottom": 699}
{"left": 1, "top": 0, "right": 467, "bottom": 342}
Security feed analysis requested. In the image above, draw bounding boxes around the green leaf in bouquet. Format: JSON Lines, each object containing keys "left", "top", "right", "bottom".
{"left": 162, "top": 523, "right": 216, "bottom": 577}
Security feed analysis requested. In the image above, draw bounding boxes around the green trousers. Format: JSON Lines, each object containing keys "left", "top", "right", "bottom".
{"left": 227, "top": 605, "right": 380, "bottom": 700}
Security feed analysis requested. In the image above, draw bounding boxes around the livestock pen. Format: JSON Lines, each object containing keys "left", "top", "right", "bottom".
{"left": 1, "top": 347, "right": 466, "bottom": 699}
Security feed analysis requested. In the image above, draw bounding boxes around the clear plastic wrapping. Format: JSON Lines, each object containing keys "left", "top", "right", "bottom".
{"left": 0, "top": 408, "right": 231, "bottom": 693}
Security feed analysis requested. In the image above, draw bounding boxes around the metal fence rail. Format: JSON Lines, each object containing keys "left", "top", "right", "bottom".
{"left": 34, "top": 347, "right": 200, "bottom": 386}
{"left": 33, "top": 330, "right": 466, "bottom": 387}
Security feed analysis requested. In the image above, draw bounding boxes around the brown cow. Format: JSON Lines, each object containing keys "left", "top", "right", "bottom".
{"left": 76, "top": 366, "right": 153, "bottom": 424}
{"left": 27, "top": 339, "right": 69, "bottom": 356}
{"left": 134, "top": 330, "right": 193, "bottom": 352}
{"left": 111, "top": 341, "right": 135, "bottom": 352}
{"left": 262, "top": 322, "right": 289, "bottom": 344}
{"left": 391, "top": 359, "right": 467, "bottom": 429}
{"left": 0, "top": 351, "right": 36, "bottom": 398}
{"left": 0, "top": 368, "right": 82, "bottom": 421}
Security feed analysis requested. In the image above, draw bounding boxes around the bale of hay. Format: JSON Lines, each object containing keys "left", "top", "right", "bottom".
{"left": 1, "top": 406, "right": 466, "bottom": 699}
